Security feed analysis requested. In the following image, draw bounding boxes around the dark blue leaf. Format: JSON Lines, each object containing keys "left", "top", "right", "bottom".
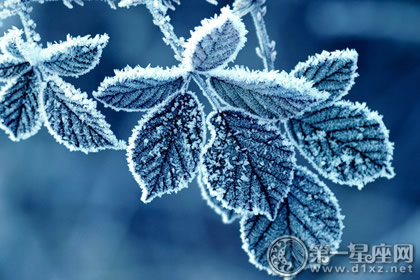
{"left": 0, "top": 69, "right": 42, "bottom": 141}
{"left": 209, "top": 67, "right": 328, "bottom": 120}
{"left": 286, "top": 101, "right": 394, "bottom": 189}
{"left": 240, "top": 166, "right": 344, "bottom": 274}
{"left": 201, "top": 109, "right": 295, "bottom": 220}
{"left": 41, "top": 34, "right": 108, "bottom": 77}
{"left": 41, "top": 76, "right": 125, "bottom": 153}
{"left": 127, "top": 92, "right": 205, "bottom": 202}
{"left": 291, "top": 49, "right": 358, "bottom": 108}
{"left": 94, "top": 66, "right": 186, "bottom": 111}
{"left": 0, "top": 56, "right": 31, "bottom": 80}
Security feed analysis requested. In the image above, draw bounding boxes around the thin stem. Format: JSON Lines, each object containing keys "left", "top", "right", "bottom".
{"left": 250, "top": 1, "right": 276, "bottom": 71}
{"left": 145, "top": 3, "right": 222, "bottom": 111}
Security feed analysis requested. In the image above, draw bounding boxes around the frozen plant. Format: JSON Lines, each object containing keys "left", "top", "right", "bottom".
{"left": 0, "top": 0, "right": 395, "bottom": 277}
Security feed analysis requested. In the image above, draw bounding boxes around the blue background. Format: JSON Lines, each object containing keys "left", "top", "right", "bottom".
{"left": 0, "top": 0, "right": 419, "bottom": 279}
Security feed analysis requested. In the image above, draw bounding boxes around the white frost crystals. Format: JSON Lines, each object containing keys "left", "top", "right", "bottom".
{"left": 0, "top": 28, "right": 123, "bottom": 153}
{"left": 182, "top": 6, "right": 247, "bottom": 72}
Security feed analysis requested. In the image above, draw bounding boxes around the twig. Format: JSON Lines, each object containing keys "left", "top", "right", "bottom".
{"left": 250, "top": 0, "right": 276, "bottom": 71}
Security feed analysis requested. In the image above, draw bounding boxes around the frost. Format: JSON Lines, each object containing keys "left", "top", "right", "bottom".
{"left": 208, "top": 67, "right": 329, "bottom": 120}
{"left": 0, "top": 69, "right": 42, "bottom": 141}
{"left": 198, "top": 171, "right": 240, "bottom": 224}
{"left": 286, "top": 101, "right": 395, "bottom": 189}
{"left": 240, "top": 166, "right": 344, "bottom": 274}
{"left": 291, "top": 49, "right": 359, "bottom": 108}
{"left": 40, "top": 34, "right": 109, "bottom": 77}
{"left": 182, "top": 7, "right": 247, "bottom": 72}
{"left": 127, "top": 92, "right": 205, "bottom": 203}
{"left": 0, "top": 27, "right": 25, "bottom": 59}
{"left": 41, "top": 76, "right": 125, "bottom": 153}
{"left": 201, "top": 109, "right": 296, "bottom": 221}
{"left": 94, "top": 66, "right": 186, "bottom": 111}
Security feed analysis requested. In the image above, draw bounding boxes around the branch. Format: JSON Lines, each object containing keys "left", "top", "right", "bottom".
{"left": 250, "top": 0, "right": 276, "bottom": 71}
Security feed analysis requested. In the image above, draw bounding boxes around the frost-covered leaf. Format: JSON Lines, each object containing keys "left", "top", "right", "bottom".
{"left": 94, "top": 66, "right": 186, "bottom": 112}
{"left": 201, "top": 110, "right": 295, "bottom": 220}
{"left": 127, "top": 92, "right": 205, "bottom": 202}
{"left": 240, "top": 166, "right": 344, "bottom": 274}
{"left": 198, "top": 172, "right": 240, "bottom": 224}
{"left": 0, "top": 55, "right": 30, "bottom": 80}
{"left": 0, "top": 28, "right": 25, "bottom": 59}
{"left": 209, "top": 67, "right": 329, "bottom": 120}
{"left": 40, "top": 34, "right": 109, "bottom": 77}
{"left": 41, "top": 76, "right": 124, "bottom": 153}
{"left": 292, "top": 49, "right": 358, "bottom": 107}
{"left": 0, "top": 69, "right": 42, "bottom": 141}
{"left": 286, "top": 101, "right": 394, "bottom": 189}
{"left": 182, "top": 7, "right": 247, "bottom": 72}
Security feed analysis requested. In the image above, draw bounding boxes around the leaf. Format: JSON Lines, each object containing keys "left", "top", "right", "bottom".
{"left": 286, "top": 101, "right": 394, "bottom": 189}
{"left": 0, "top": 55, "right": 31, "bottom": 80}
{"left": 127, "top": 92, "right": 205, "bottom": 203}
{"left": 94, "top": 66, "right": 186, "bottom": 112}
{"left": 0, "top": 28, "right": 25, "bottom": 59}
{"left": 40, "top": 34, "right": 109, "bottom": 77}
{"left": 198, "top": 172, "right": 240, "bottom": 224}
{"left": 41, "top": 76, "right": 125, "bottom": 153}
{"left": 209, "top": 67, "right": 329, "bottom": 120}
{"left": 201, "top": 110, "right": 295, "bottom": 220}
{"left": 182, "top": 7, "right": 247, "bottom": 72}
{"left": 291, "top": 49, "right": 358, "bottom": 107}
{"left": 0, "top": 69, "right": 42, "bottom": 141}
{"left": 240, "top": 166, "right": 344, "bottom": 274}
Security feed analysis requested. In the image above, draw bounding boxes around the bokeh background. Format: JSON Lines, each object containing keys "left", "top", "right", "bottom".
{"left": 0, "top": 0, "right": 419, "bottom": 279}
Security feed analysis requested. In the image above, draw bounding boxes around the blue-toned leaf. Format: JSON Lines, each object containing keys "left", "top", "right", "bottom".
{"left": 291, "top": 49, "right": 358, "bottom": 107}
{"left": 182, "top": 7, "right": 247, "bottom": 72}
{"left": 286, "top": 101, "right": 394, "bottom": 189}
{"left": 94, "top": 66, "right": 186, "bottom": 111}
{"left": 0, "top": 28, "right": 25, "bottom": 60}
{"left": 201, "top": 110, "right": 295, "bottom": 220}
{"left": 209, "top": 67, "right": 328, "bottom": 120}
{"left": 0, "top": 69, "right": 42, "bottom": 141}
{"left": 127, "top": 92, "right": 205, "bottom": 202}
{"left": 40, "top": 34, "right": 109, "bottom": 77}
{"left": 41, "top": 76, "right": 125, "bottom": 153}
{"left": 0, "top": 55, "right": 31, "bottom": 80}
{"left": 240, "top": 166, "right": 344, "bottom": 274}
{"left": 198, "top": 172, "right": 240, "bottom": 224}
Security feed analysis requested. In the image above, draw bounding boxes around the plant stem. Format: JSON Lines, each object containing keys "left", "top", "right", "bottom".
{"left": 250, "top": 1, "right": 276, "bottom": 71}
{"left": 145, "top": 3, "right": 222, "bottom": 110}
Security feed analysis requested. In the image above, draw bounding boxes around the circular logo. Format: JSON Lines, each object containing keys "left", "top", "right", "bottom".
{"left": 267, "top": 235, "right": 308, "bottom": 277}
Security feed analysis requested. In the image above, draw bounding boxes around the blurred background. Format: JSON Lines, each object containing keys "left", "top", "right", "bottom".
{"left": 0, "top": 0, "right": 419, "bottom": 279}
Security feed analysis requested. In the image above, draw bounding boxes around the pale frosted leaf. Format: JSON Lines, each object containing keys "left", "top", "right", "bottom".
{"left": 198, "top": 171, "right": 240, "bottom": 224}
{"left": 201, "top": 109, "right": 295, "bottom": 220}
{"left": 240, "top": 166, "right": 344, "bottom": 274}
{"left": 40, "top": 34, "right": 109, "bottom": 77}
{"left": 94, "top": 66, "right": 186, "bottom": 111}
{"left": 0, "top": 28, "right": 25, "bottom": 59}
{"left": 41, "top": 76, "right": 125, "bottom": 153}
{"left": 0, "top": 69, "right": 42, "bottom": 141}
{"left": 182, "top": 7, "right": 247, "bottom": 72}
{"left": 127, "top": 92, "right": 205, "bottom": 202}
{"left": 209, "top": 67, "right": 329, "bottom": 120}
{"left": 286, "top": 101, "right": 394, "bottom": 189}
{"left": 291, "top": 49, "right": 358, "bottom": 107}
